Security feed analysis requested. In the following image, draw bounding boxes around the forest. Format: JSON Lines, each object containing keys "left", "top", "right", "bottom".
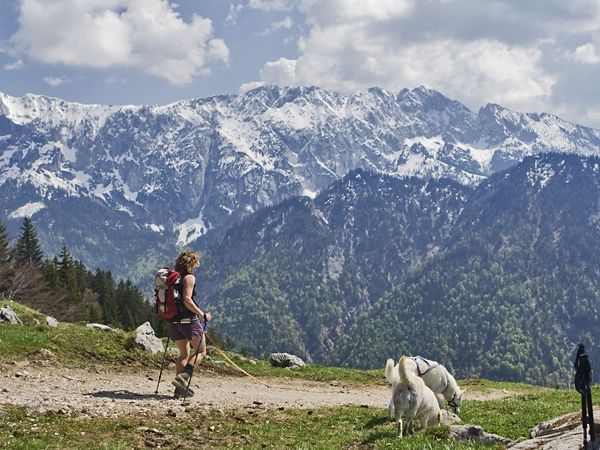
{"left": 0, "top": 217, "right": 163, "bottom": 334}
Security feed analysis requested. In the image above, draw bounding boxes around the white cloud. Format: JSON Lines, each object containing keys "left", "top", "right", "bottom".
{"left": 43, "top": 76, "right": 71, "bottom": 86}
{"left": 9, "top": 0, "right": 229, "bottom": 85}
{"left": 261, "top": 57, "right": 296, "bottom": 84}
{"left": 239, "top": 80, "right": 264, "bottom": 93}
{"left": 3, "top": 59, "right": 24, "bottom": 70}
{"left": 240, "top": 57, "right": 297, "bottom": 91}
{"left": 260, "top": 16, "right": 293, "bottom": 35}
{"left": 225, "top": 3, "right": 243, "bottom": 25}
{"left": 572, "top": 43, "right": 600, "bottom": 64}
{"left": 249, "top": 0, "right": 295, "bottom": 11}
{"left": 299, "top": 0, "right": 415, "bottom": 25}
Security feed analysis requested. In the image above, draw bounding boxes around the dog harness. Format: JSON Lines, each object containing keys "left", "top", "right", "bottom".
{"left": 410, "top": 356, "right": 439, "bottom": 376}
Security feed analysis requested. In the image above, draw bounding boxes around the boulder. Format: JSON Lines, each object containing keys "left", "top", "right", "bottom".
{"left": 134, "top": 322, "right": 164, "bottom": 355}
{"left": 86, "top": 323, "right": 113, "bottom": 332}
{"left": 269, "top": 352, "right": 306, "bottom": 368}
{"left": 450, "top": 424, "right": 511, "bottom": 445}
{"left": 46, "top": 316, "right": 59, "bottom": 327}
{"left": 0, "top": 305, "right": 22, "bottom": 325}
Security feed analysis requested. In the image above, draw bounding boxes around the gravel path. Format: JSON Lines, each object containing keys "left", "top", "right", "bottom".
{"left": 0, "top": 358, "right": 513, "bottom": 419}
{"left": 0, "top": 359, "right": 392, "bottom": 418}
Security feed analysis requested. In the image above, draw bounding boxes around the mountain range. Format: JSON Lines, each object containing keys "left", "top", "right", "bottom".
{"left": 198, "top": 154, "right": 600, "bottom": 385}
{"left": 2, "top": 86, "right": 600, "bottom": 384}
{"left": 1, "top": 85, "right": 600, "bottom": 280}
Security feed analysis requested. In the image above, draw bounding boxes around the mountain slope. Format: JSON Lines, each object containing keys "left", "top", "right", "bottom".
{"left": 199, "top": 154, "right": 600, "bottom": 384}
{"left": 2, "top": 86, "right": 600, "bottom": 278}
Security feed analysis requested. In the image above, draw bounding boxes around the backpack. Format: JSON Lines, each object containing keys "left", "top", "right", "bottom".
{"left": 154, "top": 267, "right": 182, "bottom": 320}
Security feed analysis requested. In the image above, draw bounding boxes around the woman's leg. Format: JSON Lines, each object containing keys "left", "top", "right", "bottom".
{"left": 174, "top": 338, "right": 191, "bottom": 375}
{"left": 187, "top": 333, "right": 207, "bottom": 369}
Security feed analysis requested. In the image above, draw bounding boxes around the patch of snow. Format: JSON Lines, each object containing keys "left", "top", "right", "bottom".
{"left": 174, "top": 214, "right": 208, "bottom": 246}
{"left": 59, "top": 143, "right": 76, "bottom": 163}
{"left": 404, "top": 136, "right": 445, "bottom": 157}
{"left": 9, "top": 201, "right": 46, "bottom": 219}
{"left": 145, "top": 223, "right": 164, "bottom": 233}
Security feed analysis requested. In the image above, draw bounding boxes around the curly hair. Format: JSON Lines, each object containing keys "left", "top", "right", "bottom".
{"left": 174, "top": 249, "right": 201, "bottom": 274}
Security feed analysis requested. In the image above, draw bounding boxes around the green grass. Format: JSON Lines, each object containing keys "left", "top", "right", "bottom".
{"left": 0, "top": 404, "right": 507, "bottom": 449}
{"left": 0, "top": 302, "right": 157, "bottom": 368}
{"left": 1, "top": 301, "right": 385, "bottom": 384}
{"left": 461, "top": 387, "right": 599, "bottom": 440}
{"left": 209, "top": 352, "right": 385, "bottom": 385}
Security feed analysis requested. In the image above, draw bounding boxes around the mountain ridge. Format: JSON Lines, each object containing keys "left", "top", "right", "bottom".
{"left": 1, "top": 85, "right": 600, "bottom": 279}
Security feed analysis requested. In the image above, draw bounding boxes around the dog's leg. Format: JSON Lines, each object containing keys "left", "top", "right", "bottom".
{"left": 388, "top": 397, "right": 395, "bottom": 422}
{"left": 405, "top": 418, "right": 413, "bottom": 435}
{"left": 396, "top": 418, "right": 403, "bottom": 438}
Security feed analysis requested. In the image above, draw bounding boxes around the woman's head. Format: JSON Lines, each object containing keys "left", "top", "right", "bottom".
{"left": 174, "top": 249, "right": 200, "bottom": 274}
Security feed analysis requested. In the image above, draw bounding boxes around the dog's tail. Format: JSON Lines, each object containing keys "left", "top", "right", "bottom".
{"left": 398, "top": 356, "right": 412, "bottom": 384}
{"left": 385, "top": 358, "right": 399, "bottom": 385}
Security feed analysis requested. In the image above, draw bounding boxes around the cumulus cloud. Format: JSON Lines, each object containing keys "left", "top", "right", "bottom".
{"left": 261, "top": 57, "right": 297, "bottom": 84}
{"left": 239, "top": 57, "right": 297, "bottom": 92}
{"left": 572, "top": 43, "right": 600, "bottom": 64}
{"left": 9, "top": 0, "right": 229, "bottom": 85}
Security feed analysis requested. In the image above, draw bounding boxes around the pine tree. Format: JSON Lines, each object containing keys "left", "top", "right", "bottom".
{"left": 14, "top": 217, "right": 44, "bottom": 265}
{"left": 92, "top": 269, "right": 119, "bottom": 326}
{"left": 58, "top": 244, "right": 81, "bottom": 304}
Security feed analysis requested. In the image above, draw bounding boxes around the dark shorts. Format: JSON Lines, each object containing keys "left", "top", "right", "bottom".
{"left": 168, "top": 319, "right": 204, "bottom": 341}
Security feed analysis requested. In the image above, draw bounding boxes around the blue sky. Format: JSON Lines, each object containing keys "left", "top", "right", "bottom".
{"left": 2, "top": 0, "right": 600, "bottom": 128}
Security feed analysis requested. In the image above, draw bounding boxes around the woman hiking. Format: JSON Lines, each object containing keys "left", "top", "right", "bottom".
{"left": 169, "top": 249, "right": 211, "bottom": 398}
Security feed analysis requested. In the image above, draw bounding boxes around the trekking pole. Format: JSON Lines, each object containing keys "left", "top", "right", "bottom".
{"left": 155, "top": 336, "right": 171, "bottom": 394}
{"left": 182, "top": 319, "right": 208, "bottom": 399}
{"left": 574, "top": 344, "right": 596, "bottom": 449}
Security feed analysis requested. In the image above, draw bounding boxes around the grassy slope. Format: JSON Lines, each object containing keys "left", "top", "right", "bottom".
{"left": 0, "top": 300, "right": 593, "bottom": 449}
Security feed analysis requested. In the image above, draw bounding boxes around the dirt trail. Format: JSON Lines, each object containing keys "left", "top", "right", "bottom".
{"left": 0, "top": 359, "right": 511, "bottom": 419}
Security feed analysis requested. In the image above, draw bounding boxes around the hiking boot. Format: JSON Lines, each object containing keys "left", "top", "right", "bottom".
{"left": 175, "top": 372, "right": 191, "bottom": 385}
{"left": 173, "top": 385, "right": 194, "bottom": 399}
{"left": 172, "top": 374, "right": 194, "bottom": 397}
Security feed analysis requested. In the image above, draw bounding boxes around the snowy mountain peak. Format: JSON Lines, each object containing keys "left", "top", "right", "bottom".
{"left": 1, "top": 85, "right": 600, "bottom": 274}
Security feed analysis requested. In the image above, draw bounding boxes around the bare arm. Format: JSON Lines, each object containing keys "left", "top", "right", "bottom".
{"left": 181, "top": 274, "right": 211, "bottom": 321}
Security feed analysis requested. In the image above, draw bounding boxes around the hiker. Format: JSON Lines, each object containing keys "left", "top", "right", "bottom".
{"left": 170, "top": 249, "right": 212, "bottom": 398}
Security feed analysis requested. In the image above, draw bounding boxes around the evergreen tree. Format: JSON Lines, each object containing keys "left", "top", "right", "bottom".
{"left": 58, "top": 244, "right": 82, "bottom": 304}
{"left": 92, "top": 269, "right": 119, "bottom": 326}
{"left": 14, "top": 217, "right": 44, "bottom": 265}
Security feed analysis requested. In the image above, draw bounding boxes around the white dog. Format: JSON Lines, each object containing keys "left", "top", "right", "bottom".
{"left": 385, "top": 355, "right": 465, "bottom": 414}
{"left": 385, "top": 356, "right": 441, "bottom": 438}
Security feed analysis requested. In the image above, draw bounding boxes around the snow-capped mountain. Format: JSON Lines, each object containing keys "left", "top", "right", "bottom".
{"left": 1, "top": 85, "right": 600, "bottom": 278}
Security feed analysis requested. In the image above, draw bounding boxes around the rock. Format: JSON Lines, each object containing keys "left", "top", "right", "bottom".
{"left": 450, "top": 424, "right": 511, "bottom": 445}
{"left": 440, "top": 410, "right": 462, "bottom": 425}
{"left": 508, "top": 409, "right": 600, "bottom": 449}
{"left": 86, "top": 323, "right": 113, "bottom": 332}
{"left": 269, "top": 352, "right": 306, "bottom": 368}
{"left": 46, "top": 316, "right": 59, "bottom": 327}
{"left": 0, "top": 305, "right": 22, "bottom": 325}
{"left": 134, "top": 322, "right": 164, "bottom": 355}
